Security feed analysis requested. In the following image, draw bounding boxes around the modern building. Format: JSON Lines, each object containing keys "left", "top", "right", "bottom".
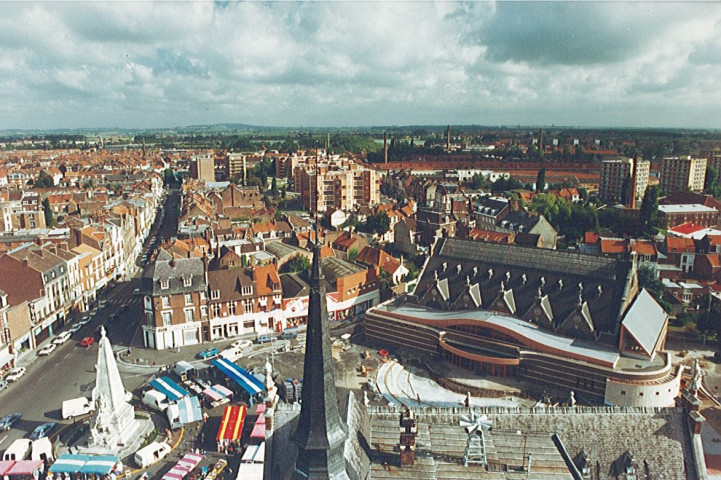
{"left": 365, "top": 237, "right": 679, "bottom": 408}
{"left": 190, "top": 154, "right": 216, "bottom": 183}
{"left": 295, "top": 162, "right": 380, "bottom": 213}
{"left": 599, "top": 156, "right": 649, "bottom": 206}
{"left": 141, "top": 250, "right": 208, "bottom": 349}
{"left": 657, "top": 204, "right": 719, "bottom": 230}
{"left": 226, "top": 153, "right": 247, "bottom": 181}
{"left": 660, "top": 156, "right": 707, "bottom": 194}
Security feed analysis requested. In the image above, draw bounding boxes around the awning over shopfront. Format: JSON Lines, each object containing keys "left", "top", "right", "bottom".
{"left": 160, "top": 452, "right": 204, "bottom": 480}
{"left": 216, "top": 405, "right": 246, "bottom": 442}
{"left": 211, "top": 359, "right": 264, "bottom": 396}
{"left": 0, "top": 346, "right": 14, "bottom": 370}
{"left": 150, "top": 376, "right": 189, "bottom": 402}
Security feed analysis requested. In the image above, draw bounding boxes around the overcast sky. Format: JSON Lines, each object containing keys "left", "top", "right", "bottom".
{"left": 3, "top": 1, "right": 721, "bottom": 130}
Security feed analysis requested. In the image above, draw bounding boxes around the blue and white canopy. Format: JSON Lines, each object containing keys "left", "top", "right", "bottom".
{"left": 211, "top": 358, "right": 265, "bottom": 396}
{"left": 166, "top": 395, "right": 202, "bottom": 426}
{"left": 150, "top": 376, "right": 189, "bottom": 401}
{"left": 49, "top": 455, "right": 93, "bottom": 474}
{"left": 79, "top": 455, "right": 119, "bottom": 475}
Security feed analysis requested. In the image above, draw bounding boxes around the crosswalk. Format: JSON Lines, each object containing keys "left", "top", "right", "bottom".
{"left": 101, "top": 297, "right": 142, "bottom": 312}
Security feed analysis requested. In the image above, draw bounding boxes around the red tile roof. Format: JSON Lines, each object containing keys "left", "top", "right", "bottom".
{"left": 584, "top": 231, "right": 599, "bottom": 244}
{"left": 601, "top": 238, "right": 628, "bottom": 254}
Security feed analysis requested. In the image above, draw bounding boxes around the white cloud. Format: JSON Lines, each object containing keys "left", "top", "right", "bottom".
{"left": 1, "top": 1, "right": 721, "bottom": 129}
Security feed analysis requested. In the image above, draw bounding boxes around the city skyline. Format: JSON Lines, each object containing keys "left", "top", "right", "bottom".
{"left": 3, "top": 1, "right": 721, "bottom": 130}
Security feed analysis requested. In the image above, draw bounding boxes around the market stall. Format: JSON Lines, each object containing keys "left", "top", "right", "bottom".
{"left": 215, "top": 405, "right": 246, "bottom": 451}
{"left": 202, "top": 385, "right": 232, "bottom": 408}
{"left": 160, "top": 452, "right": 204, "bottom": 480}
{"left": 49, "top": 455, "right": 92, "bottom": 475}
{"left": 7, "top": 460, "right": 44, "bottom": 479}
{"left": 249, "top": 404, "right": 266, "bottom": 442}
{"left": 150, "top": 376, "right": 189, "bottom": 402}
{"left": 78, "top": 456, "right": 119, "bottom": 476}
{"left": 210, "top": 359, "right": 264, "bottom": 397}
{"left": 166, "top": 396, "right": 203, "bottom": 429}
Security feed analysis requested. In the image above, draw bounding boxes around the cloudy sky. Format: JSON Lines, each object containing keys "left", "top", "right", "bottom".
{"left": 2, "top": 1, "right": 721, "bottom": 130}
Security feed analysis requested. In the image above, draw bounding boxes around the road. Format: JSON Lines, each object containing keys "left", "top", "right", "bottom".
{"left": 0, "top": 186, "right": 180, "bottom": 450}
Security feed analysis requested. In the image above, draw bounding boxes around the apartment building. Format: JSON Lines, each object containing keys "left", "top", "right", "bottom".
{"left": 660, "top": 156, "right": 707, "bottom": 194}
{"left": 599, "top": 157, "right": 649, "bottom": 205}
{"left": 141, "top": 250, "right": 208, "bottom": 350}
{"left": 295, "top": 162, "right": 380, "bottom": 213}
{"left": 226, "top": 153, "right": 246, "bottom": 180}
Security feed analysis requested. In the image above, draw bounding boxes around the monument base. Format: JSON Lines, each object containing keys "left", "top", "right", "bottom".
{"left": 59, "top": 415, "right": 156, "bottom": 462}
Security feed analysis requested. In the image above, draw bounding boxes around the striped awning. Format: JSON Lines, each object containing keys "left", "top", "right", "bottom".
{"left": 150, "top": 376, "right": 189, "bottom": 401}
{"left": 161, "top": 452, "right": 204, "bottom": 480}
{"left": 211, "top": 358, "right": 264, "bottom": 396}
{"left": 216, "top": 405, "right": 246, "bottom": 442}
{"left": 49, "top": 455, "right": 93, "bottom": 474}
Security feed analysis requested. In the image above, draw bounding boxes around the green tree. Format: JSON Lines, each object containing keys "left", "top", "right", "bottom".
{"left": 280, "top": 185, "right": 287, "bottom": 199}
{"left": 282, "top": 255, "right": 310, "bottom": 274}
{"left": 363, "top": 212, "right": 391, "bottom": 236}
{"left": 347, "top": 248, "right": 359, "bottom": 261}
{"left": 35, "top": 171, "right": 54, "bottom": 188}
{"left": 271, "top": 177, "right": 278, "bottom": 196}
{"left": 536, "top": 168, "right": 546, "bottom": 192}
{"left": 620, "top": 174, "right": 632, "bottom": 206}
{"left": 639, "top": 185, "right": 660, "bottom": 231}
{"left": 705, "top": 165, "right": 718, "bottom": 191}
{"left": 42, "top": 197, "right": 54, "bottom": 227}
{"left": 163, "top": 168, "right": 175, "bottom": 186}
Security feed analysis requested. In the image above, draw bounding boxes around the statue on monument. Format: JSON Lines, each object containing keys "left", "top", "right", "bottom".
{"left": 690, "top": 359, "right": 703, "bottom": 394}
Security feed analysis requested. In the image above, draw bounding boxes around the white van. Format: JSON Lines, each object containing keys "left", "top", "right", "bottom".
{"left": 31, "top": 437, "right": 54, "bottom": 462}
{"left": 134, "top": 441, "right": 171, "bottom": 468}
{"left": 3, "top": 438, "right": 32, "bottom": 461}
{"left": 62, "top": 397, "right": 94, "bottom": 419}
{"left": 220, "top": 346, "right": 243, "bottom": 362}
{"left": 142, "top": 390, "right": 170, "bottom": 412}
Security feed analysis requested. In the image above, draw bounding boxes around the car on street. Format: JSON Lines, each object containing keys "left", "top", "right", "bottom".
{"left": 80, "top": 337, "right": 95, "bottom": 347}
{"left": 0, "top": 380, "right": 8, "bottom": 392}
{"left": 0, "top": 413, "right": 21, "bottom": 431}
{"left": 68, "top": 324, "right": 82, "bottom": 335}
{"left": 53, "top": 331, "right": 72, "bottom": 345}
{"left": 77, "top": 316, "right": 91, "bottom": 327}
{"left": 133, "top": 288, "right": 141, "bottom": 296}
{"left": 38, "top": 344, "right": 57, "bottom": 356}
{"left": 279, "top": 331, "right": 298, "bottom": 340}
{"left": 5, "top": 367, "right": 26, "bottom": 382}
{"left": 29, "top": 422, "right": 56, "bottom": 440}
{"left": 231, "top": 339, "right": 253, "bottom": 350}
{"left": 197, "top": 347, "right": 219, "bottom": 359}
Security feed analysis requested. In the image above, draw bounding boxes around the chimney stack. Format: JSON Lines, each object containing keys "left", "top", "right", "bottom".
{"left": 384, "top": 132, "right": 388, "bottom": 164}
{"left": 399, "top": 408, "right": 418, "bottom": 467}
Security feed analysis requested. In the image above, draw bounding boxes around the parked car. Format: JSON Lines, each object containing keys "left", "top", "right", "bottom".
{"left": 29, "top": 422, "right": 56, "bottom": 440}
{"left": 0, "top": 380, "right": 8, "bottom": 392}
{"left": 80, "top": 337, "right": 95, "bottom": 347}
{"left": 5, "top": 367, "right": 26, "bottom": 382}
{"left": 52, "top": 331, "right": 72, "bottom": 345}
{"left": 197, "top": 347, "right": 219, "bottom": 359}
{"left": 0, "top": 413, "right": 21, "bottom": 431}
{"left": 38, "top": 344, "right": 57, "bottom": 356}
{"left": 231, "top": 339, "right": 253, "bottom": 350}
{"left": 68, "top": 324, "right": 82, "bottom": 335}
{"left": 77, "top": 316, "right": 91, "bottom": 327}
{"left": 280, "top": 331, "right": 298, "bottom": 340}
{"left": 256, "top": 334, "right": 274, "bottom": 344}
{"left": 133, "top": 288, "right": 141, "bottom": 296}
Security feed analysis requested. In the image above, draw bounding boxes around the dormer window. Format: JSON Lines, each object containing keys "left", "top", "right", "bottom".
{"left": 211, "top": 290, "right": 220, "bottom": 300}
{"left": 183, "top": 276, "right": 192, "bottom": 287}
{"left": 160, "top": 280, "right": 169, "bottom": 289}
{"left": 242, "top": 285, "right": 253, "bottom": 296}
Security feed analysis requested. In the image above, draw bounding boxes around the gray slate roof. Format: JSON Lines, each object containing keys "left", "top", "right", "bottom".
{"left": 142, "top": 249, "right": 206, "bottom": 295}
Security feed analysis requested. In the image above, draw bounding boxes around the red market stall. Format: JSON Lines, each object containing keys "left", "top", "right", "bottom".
{"left": 7, "top": 460, "right": 43, "bottom": 479}
{"left": 0, "top": 462, "right": 15, "bottom": 476}
{"left": 250, "top": 404, "right": 266, "bottom": 442}
{"left": 216, "top": 405, "right": 246, "bottom": 449}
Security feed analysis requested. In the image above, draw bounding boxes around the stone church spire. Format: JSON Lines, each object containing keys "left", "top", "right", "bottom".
{"left": 291, "top": 237, "right": 349, "bottom": 479}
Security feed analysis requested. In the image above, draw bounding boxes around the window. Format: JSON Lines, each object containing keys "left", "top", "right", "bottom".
{"left": 183, "top": 276, "right": 192, "bottom": 287}
{"left": 184, "top": 309, "right": 194, "bottom": 323}
{"left": 201, "top": 306, "right": 208, "bottom": 318}
{"left": 162, "top": 311, "right": 171, "bottom": 325}
{"left": 211, "top": 304, "right": 221, "bottom": 318}
{"left": 243, "top": 320, "right": 254, "bottom": 329}
{"left": 200, "top": 291, "right": 206, "bottom": 300}
{"left": 211, "top": 290, "right": 220, "bottom": 300}
{"left": 161, "top": 296, "right": 170, "bottom": 308}
{"left": 229, "top": 302, "right": 236, "bottom": 315}
{"left": 242, "top": 285, "right": 253, "bottom": 296}
{"left": 161, "top": 280, "right": 169, "bottom": 289}
{"left": 244, "top": 302, "right": 253, "bottom": 314}
{"left": 185, "top": 293, "right": 192, "bottom": 305}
